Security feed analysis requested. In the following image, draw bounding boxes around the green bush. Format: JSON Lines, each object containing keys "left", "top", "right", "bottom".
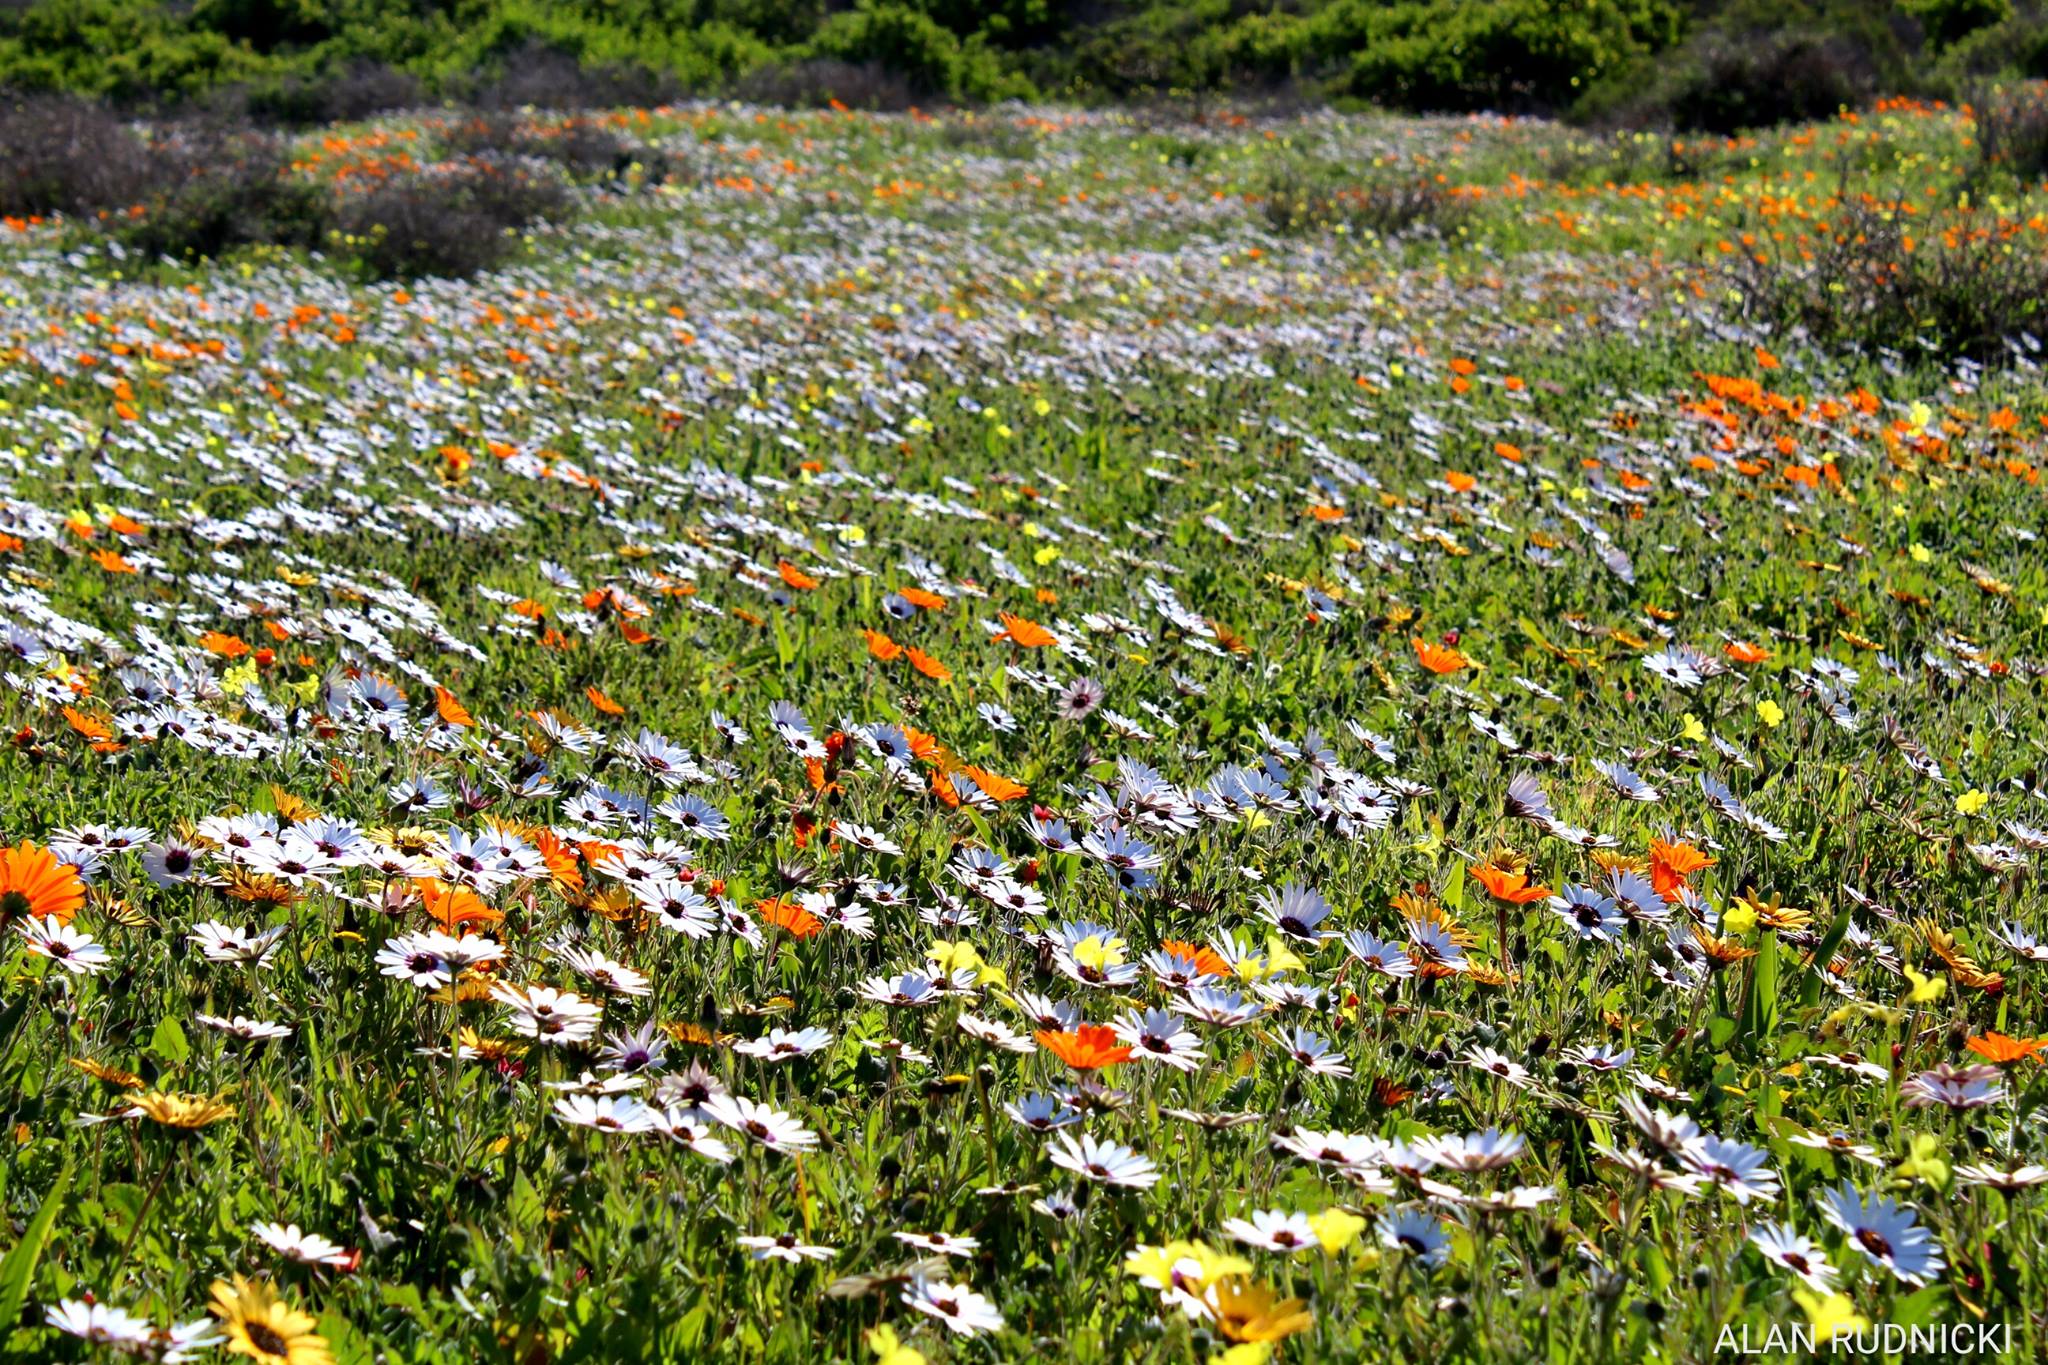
{"left": 1582, "top": 1, "right": 1930, "bottom": 130}
{"left": 6, "top": 0, "right": 2048, "bottom": 122}
{"left": 1929, "top": 7, "right": 2048, "bottom": 88}
{"left": 1324, "top": 0, "right": 1683, "bottom": 113}
{"left": 1903, "top": 0, "right": 2011, "bottom": 48}
{"left": 806, "top": 2, "right": 1022, "bottom": 104}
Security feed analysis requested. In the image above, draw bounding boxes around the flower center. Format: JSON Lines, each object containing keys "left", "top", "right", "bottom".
{"left": 244, "top": 1321, "right": 292, "bottom": 1357}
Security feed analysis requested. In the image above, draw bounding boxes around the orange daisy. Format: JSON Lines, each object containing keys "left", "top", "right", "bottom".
{"left": 1966, "top": 1032, "right": 2044, "bottom": 1065}
{"left": 1470, "top": 862, "right": 1552, "bottom": 905}
{"left": 1035, "top": 1024, "right": 1132, "bottom": 1070}
{"left": 0, "top": 842, "right": 85, "bottom": 924}
{"left": 1412, "top": 637, "right": 1468, "bottom": 674}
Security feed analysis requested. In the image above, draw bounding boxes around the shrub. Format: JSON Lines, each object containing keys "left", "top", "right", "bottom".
{"left": 1728, "top": 201, "right": 2048, "bottom": 361}
{"left": 1538, "top": 130, "right": 1749, "bottom": 185}
{"left": 242, "top": 61, "right": 424, "bottom": 127}
{"left": 1327, "top": 0, "right": 1684, "bottom": 114}
{"left": 935, "top": 114, "right": 1036, "bottom": 159}
{"left": 1903, "top": 0, "right": 2011, "bottom": 49}
{"left": 115, "top": 126, "right": 327, "bottom": 259}
{"left": 464, "top": 41, "right": 685, "bottom": 110}
{"left": 1663, "top": 30, "right": 1881, "bottom": 132}
{"left": 1969, "top": 83, "right": 2048, "bottom": 182}
{"left": 1586, "top": 2, "right": 1925, "bottom": 132}
{"left": 804, "top": 2, "right": 1023, "bottom": 103}
{"left": 0, "top": 93, "right": 328, "bottom": 255}
{"left": 0, "top": 90, "right": 152, "bottom": 216}
{"left": 442, "top": 110, "right": 639, "bottom": 179}
{"left": 1052, "top": 4, "right": 1242, "bottom": 102}
{"left": 1928, "top": 6, "right": 2048, "bottom": 89}
{"left": 733, "top": 58, "right": 915, "bottom": 111}
{"left": 1259, "top": 165, "right": 1473, "bottom": 239}
{"left": 333, "top": 157, "right": 570, "bottom": 279}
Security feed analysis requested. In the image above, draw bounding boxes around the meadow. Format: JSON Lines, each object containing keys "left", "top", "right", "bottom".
{"left": 2, "top": 90, "right": 2048, "bottom": 1363}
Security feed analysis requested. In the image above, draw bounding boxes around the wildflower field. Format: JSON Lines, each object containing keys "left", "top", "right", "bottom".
{"left": 6, "top": 93, "right": 2048, "bottom": 1364}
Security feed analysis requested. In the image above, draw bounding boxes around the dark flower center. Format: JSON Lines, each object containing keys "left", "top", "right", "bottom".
{"left": 244, "top": 1321, "right": 292, "bottom": 1357}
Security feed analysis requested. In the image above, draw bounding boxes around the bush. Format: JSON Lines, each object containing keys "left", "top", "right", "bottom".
{"left": 1664, "top": 30, "right": 1882, "bottom": 132}
{"left": 0, "top": 93, "right": 327, "bottom": 254}
{"left": 1585, "top": 2, "right": 1925, "bottom": 132}
{"left": 1538, "top": 130, "right": 1749, "bottom": 184}
{"left": 1969, "top": 83, "right": 2048, "bottom": 182}
{"left": 1928, "top": 7, "right": 2048, "bottom": 88}
{"left": 242, "top": 61, "right": 424, "bottom": 127}
{"left": 1729, "top": 201, "right": 2048, "bottom": 361}
{"left": 0, "top": 90, "right": 152, "bottom": 216}
{"left": 804, "top": 2, "right": 1023, "bottom": 104}
{"left": 1259, "top": 165, "right": 1473, "bottom": 239}
{"left": 733, "top": 58, "right": 915, "bottom": 111}
{"left": 935, "top": 114, "right": 1037, "bottom": 158}
{"left": 442, "top": 110, "right": 640, "bottom": 179}
{"left": 115, "top": 125, "right": 327, "bottom": 259}
{"left": 333, "top": 157, "right": 570, "bottom": 279}
{"left": 463, "top": 41, "right": 686, "bottom": 111}
{"left": 1327, "top": 0, "right": 1684, "bottom": 114}
{"left": 1903, "top": 0, "right": 2011, "bottom": 48}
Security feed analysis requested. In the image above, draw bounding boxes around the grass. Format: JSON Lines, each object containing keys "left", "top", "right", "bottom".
{"left": 0, "top": 88, "right": 2047, "bottom": 1365}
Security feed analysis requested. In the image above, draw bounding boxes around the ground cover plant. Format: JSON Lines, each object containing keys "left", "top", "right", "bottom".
{"left": 1, "top": 85, "right": 2047, "bottom": 1365}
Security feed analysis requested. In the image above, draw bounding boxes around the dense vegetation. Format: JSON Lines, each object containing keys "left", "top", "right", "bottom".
{"left": 3, "top": 87, "right": 2048, "bottom": 1364}
{"left": 1, "top": 0, "right": 2047, "bottom": 121}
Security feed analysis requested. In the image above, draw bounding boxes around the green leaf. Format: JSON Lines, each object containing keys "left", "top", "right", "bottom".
{"left": 1890, "top": 1283, "right": 1947, "bottom": 1328}
{"left": 99, "top": 1182, "right": 146, "bottom": 1238}
{"left": 150, "top": 1015, "right": 189, "bottom": 1066}
{"left": 508, "top": 1170, "right": 544, "bottom": 1230}
{"left": 316, "top": 1308, "right": 376, "bottom": 1365}
{"left": 1798, "top": 907, "right": 1853, "bottom": 1009}
{"left": 1738, "top": 933, "right": 1779, "bottom": 1055}
{"left": 0, "top": 1161, "right": 73, "bottom": 1335}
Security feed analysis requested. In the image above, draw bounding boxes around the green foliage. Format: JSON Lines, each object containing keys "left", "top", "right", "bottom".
{"left": 1321, "top": 0, "right": 1682, "bottom": 113}
{"left": 808, "top": 2, "right": 1023, "bottom": 103}
{"left": 3, "top": 2, "right": 2048, "bottom": 128}
{"left": 0, "top": 1162, "right": 72, "bottom": 1349}
{"left": 1904, "top": 0, "right": 2012, "bottom": 48}
{"left": 1, "top": 96, "right": 2048, "bottom": 1365}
